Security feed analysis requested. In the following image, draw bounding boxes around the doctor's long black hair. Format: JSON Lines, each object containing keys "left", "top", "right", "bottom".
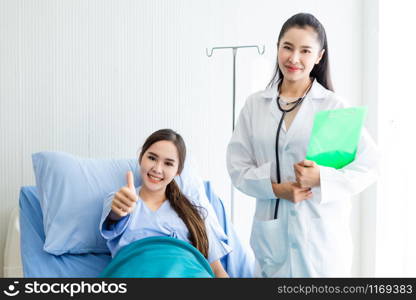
{"left": 267, "top": 13, "right": 334, "bottom": 91}
{"left": 138, "top": 129, "right": 209, "bottom": 258}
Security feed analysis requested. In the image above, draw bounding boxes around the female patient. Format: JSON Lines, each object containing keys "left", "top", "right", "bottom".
{"left": 100, "top": 128, "right": 230, "bottom": 278}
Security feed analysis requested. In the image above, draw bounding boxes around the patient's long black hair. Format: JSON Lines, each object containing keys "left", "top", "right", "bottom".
{"left": 138, "top": 129, "right": 209, "bottom": 258}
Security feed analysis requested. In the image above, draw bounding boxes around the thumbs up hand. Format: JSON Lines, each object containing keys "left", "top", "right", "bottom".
{"left": 110, "top": 171, "right": 139, "bottom": 220}
{"left": 126, "top": 170, "right": 136, "bottom": 193}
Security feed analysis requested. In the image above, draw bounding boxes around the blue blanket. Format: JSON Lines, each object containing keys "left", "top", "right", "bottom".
{"left": 99, "top": 236, "right": 214, "bottom": 278}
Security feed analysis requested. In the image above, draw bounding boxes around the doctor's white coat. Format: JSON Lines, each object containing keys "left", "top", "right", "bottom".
{"left": 226, "top": 79, "right": 379, "bottom": 277}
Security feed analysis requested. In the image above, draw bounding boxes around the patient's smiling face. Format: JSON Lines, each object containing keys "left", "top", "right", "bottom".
{"left": 139, "top": 140, "right": 179, "bottom": 193}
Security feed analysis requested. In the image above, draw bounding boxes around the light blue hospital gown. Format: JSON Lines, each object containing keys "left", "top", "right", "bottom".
{"left": 99, "top": 186, "right": 232, "bottom": 264}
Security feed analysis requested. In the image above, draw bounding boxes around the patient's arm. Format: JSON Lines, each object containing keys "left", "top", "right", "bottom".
{"left": 210, "top": 260, "right": 229, "bottom": 278}
{"left": 106, "top": 211, "right": 123, "bottom": 226}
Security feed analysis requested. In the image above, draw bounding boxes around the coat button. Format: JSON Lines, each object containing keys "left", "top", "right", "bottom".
{"left": 291, "top": 243, "right": 298, "bottom": 249}
{"left": 264, "top": 258, "right": 273, "bottom": 265}
{"left": 290, "top": 210, "right": 297, "bottom": 217}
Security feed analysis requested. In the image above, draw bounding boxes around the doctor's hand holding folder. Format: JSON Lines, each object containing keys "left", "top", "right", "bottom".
{"left": 294, "top": 106, "right": 368, "bottom": 188}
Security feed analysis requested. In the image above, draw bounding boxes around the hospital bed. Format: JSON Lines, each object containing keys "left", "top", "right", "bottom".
{"left": 4, "top": 182, "right": 253, "bottom": 277}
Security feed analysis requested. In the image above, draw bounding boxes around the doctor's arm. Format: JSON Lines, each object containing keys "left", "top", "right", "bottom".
{"left": 271, "top": 182, "right": 313, "bottom": 203}
{"left": 226, "top": 103, "right": 276, "bottom": 200}
{"left": 293, "top": 160, "right": 321, "bottom": 188}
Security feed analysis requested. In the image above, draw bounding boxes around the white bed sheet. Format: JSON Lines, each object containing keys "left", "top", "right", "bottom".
{"left": 3, "top": 207, "right": 23, "bottom": 277}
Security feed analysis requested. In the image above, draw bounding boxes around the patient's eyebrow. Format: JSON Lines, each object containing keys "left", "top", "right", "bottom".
{"left": 148, "top": 151, "right": 176, "bottom": 163}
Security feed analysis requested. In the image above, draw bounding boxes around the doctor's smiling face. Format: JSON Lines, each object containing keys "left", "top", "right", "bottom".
{"left": 267, "top": 13, "right": 333, "bottom": 91}
{"left": 139, "top": 140, "right": 180, "bottom": 194}
{"left": 277, "top": 26, "right": 324, "bottom": 85}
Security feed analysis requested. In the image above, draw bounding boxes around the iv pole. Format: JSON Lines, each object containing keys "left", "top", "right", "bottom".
{"left": 206, "top": 45, "right": 265, "bottom": 223}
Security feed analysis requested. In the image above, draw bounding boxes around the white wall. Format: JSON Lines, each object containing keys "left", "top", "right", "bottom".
{"left": 0, "top": 0, "right": 364, "bottom": 277}
{"left": 375, "top": 0, "right": 416, "bottom": 277}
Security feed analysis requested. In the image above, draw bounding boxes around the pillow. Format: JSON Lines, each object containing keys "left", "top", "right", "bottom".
{"left": 32, "top": 152, "right": 140, "bottom": 255}
{"left": 32, "top": 151, "right": 224, "bottom": 255}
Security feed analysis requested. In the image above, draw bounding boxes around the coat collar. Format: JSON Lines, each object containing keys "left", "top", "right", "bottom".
{"left": 260, "top": 78, "right": 331, "bottom": 101}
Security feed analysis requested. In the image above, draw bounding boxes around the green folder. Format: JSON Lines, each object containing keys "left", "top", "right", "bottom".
{"left": 305, "top": 106, "right": 367, "bottom": 169}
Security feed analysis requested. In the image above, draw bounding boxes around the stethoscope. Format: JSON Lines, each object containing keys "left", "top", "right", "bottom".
{"left": 273, "top": 82, "right": 313, "bottom": 219}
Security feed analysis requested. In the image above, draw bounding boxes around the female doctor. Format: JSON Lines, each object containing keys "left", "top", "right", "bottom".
{"left": 226, "top": 13, "right": 378, "bottom": 277}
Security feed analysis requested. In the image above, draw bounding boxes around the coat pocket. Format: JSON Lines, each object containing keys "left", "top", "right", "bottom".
{"left": 250, "top": 218, "right": 287, "bottom": 277}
